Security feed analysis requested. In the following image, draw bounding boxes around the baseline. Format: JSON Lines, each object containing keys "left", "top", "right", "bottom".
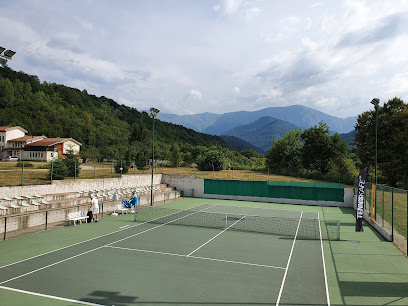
{"left": 0, "top": 285, "right": 103, "bottom": 306}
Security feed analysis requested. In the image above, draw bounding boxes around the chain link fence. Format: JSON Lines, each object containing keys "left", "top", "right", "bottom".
{"left": 355, "top": 180, "right": 408, "bottom": 255}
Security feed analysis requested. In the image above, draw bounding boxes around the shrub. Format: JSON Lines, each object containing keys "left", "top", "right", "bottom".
{"left": 47, "top": 159, "right": 68, "bottom": 180}
{"left": 16, "top": 161, "right": 33, "bottom": 167}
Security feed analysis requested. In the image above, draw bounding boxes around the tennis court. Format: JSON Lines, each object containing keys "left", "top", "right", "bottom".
{"left": 0, "top": 198, "right": 407, "bottom": 305}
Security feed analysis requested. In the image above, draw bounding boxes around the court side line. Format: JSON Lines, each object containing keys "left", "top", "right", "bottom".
{"left": 318, "top": 212, "right": 331, "bottom": 306}
{"left": 275, "top": 211, "right": 303, "bottom": 306}
{"left": 106, "top": 246, "right": 285, "bottom": 270}
{"left": 0, "top": 285, "right": 103, "bottom": 305}
{"left": 207, "top": 203, "right": 304, "bottom": 213}
{"left": 0, "top": 203, "right": 210, "bottom": 270}
{"left": 0, "top": 205, "right": 216, "bottom": 285}
{"left": 187, "top": 216, "right": 246, "bottom": 256}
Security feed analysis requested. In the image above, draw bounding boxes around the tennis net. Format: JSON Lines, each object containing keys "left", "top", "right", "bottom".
{"left": 135, "top": 205, "right": 341, "bottom": 240}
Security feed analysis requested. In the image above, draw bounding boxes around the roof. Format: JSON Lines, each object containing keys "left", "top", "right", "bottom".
{"left": 0, "top": 126, "right": 28, "bottom": 133}
{"left": 25, "top": 138, "right": 82, "bottom": 147}
{"left": 8, "top": 136, "right": 46, "bottom": 143}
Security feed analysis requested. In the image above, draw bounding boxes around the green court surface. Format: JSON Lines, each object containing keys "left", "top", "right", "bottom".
{"left": 0, "top": 198, "right": 407, "bottom": 305}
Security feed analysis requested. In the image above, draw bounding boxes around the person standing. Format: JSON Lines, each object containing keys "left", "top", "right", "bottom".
{"left": 90, "top": 195, "right": 99, "bottom": 222}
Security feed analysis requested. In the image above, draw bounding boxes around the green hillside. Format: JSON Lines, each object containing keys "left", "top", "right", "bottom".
{"left": 0, "top": 67, "right": 245, "bottom": 164}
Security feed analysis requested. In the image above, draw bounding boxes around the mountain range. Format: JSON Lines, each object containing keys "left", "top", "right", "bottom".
{"left": 223, "top": 116, "right": 300, "bottom": 151}
{"left": 158, "top": 105, "right": 357, "bottom": 152}
{"left": 158, "top": 105, "right": 357, "bottom": 135}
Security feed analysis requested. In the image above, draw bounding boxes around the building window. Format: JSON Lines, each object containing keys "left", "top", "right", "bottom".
{"left": 41, "top": 153, "right": 43, "bottom": 158}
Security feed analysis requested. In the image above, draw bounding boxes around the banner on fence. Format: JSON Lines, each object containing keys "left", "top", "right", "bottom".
{"left": 355, "top": 168, "right": 367, "bottom": 232}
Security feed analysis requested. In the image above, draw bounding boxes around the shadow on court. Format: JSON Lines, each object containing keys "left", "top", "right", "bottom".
{"left": 83, "top": 290, "right": 138, "bottom": 305}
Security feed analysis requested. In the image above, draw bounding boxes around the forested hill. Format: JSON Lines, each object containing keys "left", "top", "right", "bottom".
{"left": 0, "top": 67, "right": 230, "bottom": 161}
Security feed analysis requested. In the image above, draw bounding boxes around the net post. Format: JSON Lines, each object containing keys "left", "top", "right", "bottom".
{"left": 337, "top": 221, "right": 340, "bottom": 240}
{"left": 225, "top": 214, "right": 228, "bottom": 229}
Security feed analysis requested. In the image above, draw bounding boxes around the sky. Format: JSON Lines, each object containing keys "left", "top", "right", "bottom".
{"left": 1, "top": 0, "right": 408, "bottom": 118}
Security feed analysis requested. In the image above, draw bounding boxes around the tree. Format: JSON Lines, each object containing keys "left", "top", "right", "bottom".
{"left": 0, "top": 78, "right": 15, "bottom": 108}
{"left": 266, "top": 129, "right": 303, "bottom": 174}
{"left": 170, "top": 143, "right": 182, "bottom": 166}
{"left": 197, "top": 149, "right": 225, "bottom": 171}
{"left": 301, "top": 122, "right": 335, "bottom": 174}
{"left": 355, "top": 97, "right": 408, "bottom": 187}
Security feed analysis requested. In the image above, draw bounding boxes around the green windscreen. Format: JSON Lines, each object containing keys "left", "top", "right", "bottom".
{"left": 204, "top": 179, "right": 344, "bottom": 202}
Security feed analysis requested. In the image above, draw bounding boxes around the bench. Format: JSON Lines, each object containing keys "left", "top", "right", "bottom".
{"left": 68, "top": 211, "right": 88, "bottom": 226}
{"left": 114, "top": 204, "right": 130, "bottom": 215}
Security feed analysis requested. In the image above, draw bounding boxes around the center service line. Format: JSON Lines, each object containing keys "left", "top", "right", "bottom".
{"left": 187, "top": 216, "right": 246, "bottom": 257}
{"left": 275, "top": 211, "right": 303, "bottom": 306}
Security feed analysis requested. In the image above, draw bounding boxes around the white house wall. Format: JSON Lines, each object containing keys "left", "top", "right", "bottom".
{"left": 63, "top": 141, "right": 80, "bottom": 154}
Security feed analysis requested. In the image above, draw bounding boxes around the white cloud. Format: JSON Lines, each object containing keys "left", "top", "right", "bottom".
{"left": 184, "top": 89, "right": 203, "bottom": 101}
{"left": 2, "top": 1, "right": 408, "bottom": 118}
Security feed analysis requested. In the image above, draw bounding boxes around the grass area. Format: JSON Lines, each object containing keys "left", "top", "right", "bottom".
{"left": 1, "top": 162, "right": 329, "bottom": 187}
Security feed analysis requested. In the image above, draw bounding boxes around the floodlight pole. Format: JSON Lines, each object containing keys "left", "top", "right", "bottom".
{"left": 371, "top": 98, "right": 380, "bottom": 220}
{"left": 150, "top": 108, "right": 159, "bottom": 206}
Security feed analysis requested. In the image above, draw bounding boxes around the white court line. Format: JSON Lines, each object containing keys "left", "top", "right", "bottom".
{"left": 275, "top": 211, "right": 303, "bottom": 306}
{"left": 187, "top": 216, "right": 245, "bottom": 256}
{"left": 106, "top": 246, "right": 285, "bottom": 270}
{"left": 205, "top": 203, "right": 305, "bottom": 213}
{"left": 0, "top": 205, "right": 215, "bottom": 285}
{"left": 0, "top": 285, "right": 103, "bottom": 305}
{"left": 318, "top": 212, "right": 331, "bottom": 306}
{"left": 119, "top": 225, "right": 131, "bottom": 229}
{"left": 0, "top": 203, "right": 210, "bottom": 270}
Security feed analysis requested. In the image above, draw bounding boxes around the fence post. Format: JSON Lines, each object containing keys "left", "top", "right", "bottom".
{"left": 120, "top": 160, "right": 123, "bottom": 178}
{"left": 268, "top": 167, "right": 269, "bottom": 182}
{"left": 111, "top": 161, "right": 113, "bottom": 178}
{"left": 4, "top": 217, "right": 6, "bottom": 240}
{"left": 50, "top": 159, "right": 54, "bottom": 184}
{"left": 94, "top": 160, "right": 96, "bottom": 179}
{"left": 392, "top": 188, "right": 394, "bottom": 242}
{"left": 21, "top": 162, "right": 24, "bottom": 186}
{"left": 45, "top": 210, "right": 48, "bottom": 230}
{"left": 212, "top": 164, "right": 214, "bottom": 179}
{"left": 406, "top": 191, "right": 408, "bottom": 256}
{"left": 253, "top": 168, "right": 255, "bottom": 181}
{"left": 382, "top": 188, "right": 385, "bottom": 227}
{"left": 74, "top": 160, "right": 77, "bottom": 181}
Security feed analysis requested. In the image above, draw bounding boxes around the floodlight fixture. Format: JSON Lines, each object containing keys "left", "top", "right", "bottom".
{"left": 3, "top": 50, "right": 16, "bottom": 59}
{"left": 0, "top": 46, "right": 16, "bottom": 68}
{"left": 371, "top": 98, "right": 380, "bottom": 108}
{"left": 150, "top": 107, "right": 160, "bottom": 118}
